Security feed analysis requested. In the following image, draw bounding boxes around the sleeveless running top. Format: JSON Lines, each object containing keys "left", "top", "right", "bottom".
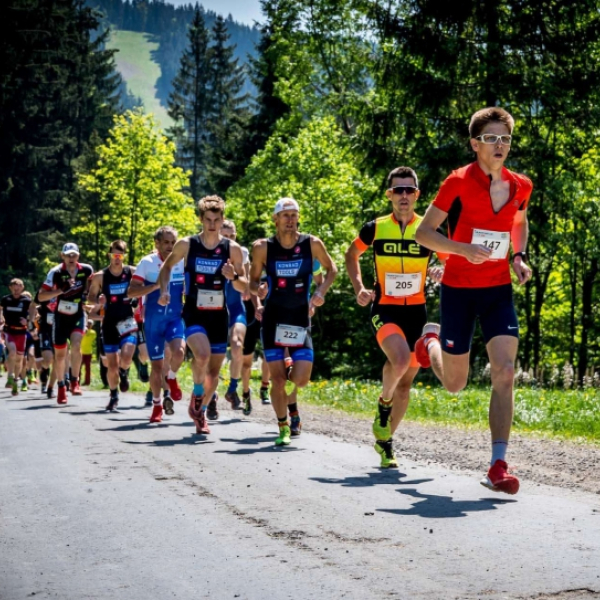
{"left": 184, "top": 234, "right": 231, "bottom": 312}
{"left": 102, "top": 265, "right": 134, "bottom": 321}
{"left": 265, "top": 234, "right": 313, "bottom": 311}
{"left": 356, "top": 213, "right": 433, "bottom": 305}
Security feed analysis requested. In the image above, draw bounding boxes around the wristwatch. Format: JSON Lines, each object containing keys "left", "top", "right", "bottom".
{"left": 512, "top": 252, "right": 527, "bottom": 262}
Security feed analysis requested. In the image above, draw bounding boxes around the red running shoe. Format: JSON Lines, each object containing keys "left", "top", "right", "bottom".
{"left": 480, "top": 459, "right": 520, "bottom": 495}
{"left": 188, "top": 394, "right": 210, "bottom": 434}
{"left": 71, "top": 380, "right": 82, "bottom": 396}
{"left": 166, "top": 376, "right": 182, "bottom": 401}
{"left": 150, "top": 404, "right": 163, "bottom": 423}
{"left": 57, "top": 385, "right": 68, "bottom": 405}
{"left": 414, "top": 323, "right": 441, "bottom": 369}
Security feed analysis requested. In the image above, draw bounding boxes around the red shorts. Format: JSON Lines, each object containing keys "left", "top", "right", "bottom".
{"left": 5, "top": 332, "right": 27, "bottom": 355}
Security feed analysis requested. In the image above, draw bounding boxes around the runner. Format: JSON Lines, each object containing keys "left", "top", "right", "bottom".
{"left": 38, "top": 243, "right": 94, "bottom": 404}
{"left": 345, "top": 166, "right": 446, "bottom": 468}
{"left": 414, "top": 107, "right": 533, "bottom": 495}
{"left": 0, "top": 279, "right": 35, "bottom": 396}
{"left": 129, "top": 227, "right": 186, "bottom": 423}
{"left": 88, "top": 240, "right": 138, "bottom": 411}
{"left": 210, "top": 218, "right": 250, "bottom": 419}
{"left": 250, "top": 198, "right": 338, "bottom": 446}
{"left": 34, "top": 291, "right": 57, "bottom": 397}
{"left": 158, "top": 196, "right": 247, "bottom": 435}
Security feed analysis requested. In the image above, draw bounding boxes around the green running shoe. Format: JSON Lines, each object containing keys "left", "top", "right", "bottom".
{"left": 372, "top": 412, "right": 391, "bottom": 441}
{"left": 275, "top": 425, "right": 291, "bottom": 446}
{"left": 11, "top": 381, "right": 19, "bottom": 396}
{"left": 5, "top": 375, "right": 15, "bottom": 389}
{"left": 374, "top": 440, "right": 398, "bottom": 469}
{"left": 21, "top": 381, "right": 28, "bottom": 392}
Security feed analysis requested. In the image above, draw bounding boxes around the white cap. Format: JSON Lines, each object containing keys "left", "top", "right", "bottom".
{"left": 62, "top": 242, "right": 80, "bottom": 255}
{"left": 273, "top": 197, "right": 299, "bottom": 215}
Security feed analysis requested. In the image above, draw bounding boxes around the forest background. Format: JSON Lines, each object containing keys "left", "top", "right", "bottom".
{"left": 2, "top": 0, "right": 600, "bottom": 387}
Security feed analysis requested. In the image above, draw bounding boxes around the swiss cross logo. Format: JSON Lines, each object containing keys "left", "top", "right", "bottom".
{"left": 278, "top": 278, "right": 287, "bottom": 288}
{"left": 294, "top": 246, "right": 300, "bottom": 253}
{"left": 196, "top": 274, "right": 205, "bottom": 284}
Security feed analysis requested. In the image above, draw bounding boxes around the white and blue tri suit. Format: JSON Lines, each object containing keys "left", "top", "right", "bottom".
{"left": 132, "top": 252, "right": 185, "bottom": 361}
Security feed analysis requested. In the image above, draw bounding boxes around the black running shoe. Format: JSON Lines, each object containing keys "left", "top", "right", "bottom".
{"left": 207, "top": 393, "right": 219, "bottom": 420}
{"left": 163, "top": 396, "right": 175, "bottom": 415}
{"left": 138, "top": 363, "right": 149, "bottom": 383}
{"left": 119, "top": 368, "right": 130, "bottom": 393}
{"left": 242, "top": 391, "right": 252, "bottom": 416}
{"left": 106, "top": 396, "right": 119, "bottom": 412}
{"left": 46, "top": 386, "right": 54, "bottom": 399}
{"left": 144, "top": 390, "right": 153, "bottom": 407}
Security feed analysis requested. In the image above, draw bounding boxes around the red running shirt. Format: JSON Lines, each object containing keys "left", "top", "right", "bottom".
{"left": 433, "top": 162, "right": 533, "bottom": 288}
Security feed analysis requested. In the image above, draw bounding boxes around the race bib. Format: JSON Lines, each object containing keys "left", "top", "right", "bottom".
{"left": 384, "top": 273, "right": 422, "bottom": 297}
{"left": 46, "top": 313, "right": 55, "bottom": 325}
{"left": 116, "top": 317, "right": 138, "bottom": 336}
{"left": 471, "top": 229, "right": 510, "bottom": 260}
{"left": 57, "top": 300, "right": 78, "bottom": 315}
{"left": 275, "top": 324, "right": 307, "bottom": 347}
{"left": 196, "top": 290, "right": 224, "bottom": 310}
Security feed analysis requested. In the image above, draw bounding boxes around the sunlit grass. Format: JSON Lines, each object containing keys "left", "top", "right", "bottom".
{"left": 88, "top": 360, "right": 600, "bottom": 443}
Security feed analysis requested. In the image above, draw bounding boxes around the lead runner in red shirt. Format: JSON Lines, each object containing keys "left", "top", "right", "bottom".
{"left": 415, "top": 107, "right": 533, "bottom": 495}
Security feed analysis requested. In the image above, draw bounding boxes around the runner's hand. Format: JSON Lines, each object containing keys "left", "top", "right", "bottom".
{"left": 158, "top": 292, "right": 170, "bottom": 306}
{"left": 463, "top": 244, "right": 492, "bottom": 264}
{"left": 255, "top": 306, "right": 264, "bottom": 322}
{"left": 356, "top": 288, "right": 374, "bottom": 307}
{"left": 257, "top": 282, "right": 268, "bottom": 300}
{"left": 427, "top": 266, "right": 444, "bottom": 283}
{"left": 512, "top": 257, "right": 532, "bottom": 285}
{"left": 222, "top": 259, "right": 235, "bottom": 280}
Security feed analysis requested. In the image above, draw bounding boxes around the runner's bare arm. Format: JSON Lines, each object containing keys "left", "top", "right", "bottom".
{"left": 345, "top": 240, "right": 374, "bottom": 307}
{"left": 158, "top": 238, "right": 189, "bottom": 305}
{"left": 309, "top": 237, "right": 338, "bottom": 307}
{"left": 416, "top": 204, "right": 492, "bottom": 264}
{"left": 223, "top": 242, "right": 248, "bottom": 293}
{"left": 511, "top": 207, "right": 532, "bottom": 285}
{"left": 87, "top": 272, "right": 103, "bottom": 305}
{"left": 250, "top": 240, "right": 267, "bottom": 298}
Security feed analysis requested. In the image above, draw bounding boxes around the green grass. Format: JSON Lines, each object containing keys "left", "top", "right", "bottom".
{"left": 89, "top": 362, "right": 600, "bottom": 444}
{"left": 106, "top": 30, "right": 172, "bottom": 129}
{"left": 301, "top": 379, "right": 600, "bottom": 443}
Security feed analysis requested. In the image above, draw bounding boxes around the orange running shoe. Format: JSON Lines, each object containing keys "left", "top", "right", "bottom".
{"left": 71, "top": 380, "right": 82, "bottom": 396}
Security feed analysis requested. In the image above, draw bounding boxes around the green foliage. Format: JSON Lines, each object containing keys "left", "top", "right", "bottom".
{"left": 77, "top": 109, "right": 196, "bottom": 266}
{"left": 301, "top": 379, "right": 600, "bottom": 443}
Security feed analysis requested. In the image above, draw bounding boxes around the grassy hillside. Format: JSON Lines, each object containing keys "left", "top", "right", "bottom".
{"left": 106, "top": 30, "right": 173, "bottom": 129}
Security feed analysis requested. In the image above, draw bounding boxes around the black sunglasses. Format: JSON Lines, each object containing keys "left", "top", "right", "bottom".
{"left": 390, "top": 186, "right": 418, "bottom": 195}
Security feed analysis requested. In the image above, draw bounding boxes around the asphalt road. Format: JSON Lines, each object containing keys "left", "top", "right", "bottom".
{"left": 1, "top": 382, "right": 599, "bottom": 600}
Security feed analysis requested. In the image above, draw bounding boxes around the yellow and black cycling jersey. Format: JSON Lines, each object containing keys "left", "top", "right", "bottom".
{"left": 355, "top": 213, "right": 437, "bottom": 306}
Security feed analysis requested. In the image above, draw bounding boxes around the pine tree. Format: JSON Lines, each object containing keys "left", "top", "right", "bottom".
{"left": 167, "top": 6, "right": 212, "bottom": 200}
{"left": 0, "top": 0, "right": 121, "bottom": 277}
{"left": 204, "top": 15, "right": 250, "bottom": 196}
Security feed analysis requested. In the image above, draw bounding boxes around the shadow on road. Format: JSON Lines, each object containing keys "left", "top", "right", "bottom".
{"left": 378, "top": 487, "right": 517, "bottom": 519}
{"left": 124, "top": 436, "right": 214, "bottom": 447}
{"left": 310, "top": 472, "right": 432, "bottom": 487}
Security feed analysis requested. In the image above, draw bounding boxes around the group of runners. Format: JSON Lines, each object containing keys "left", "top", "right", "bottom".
{"left": 0, "top": 107, "right": 532, "bottom": 495}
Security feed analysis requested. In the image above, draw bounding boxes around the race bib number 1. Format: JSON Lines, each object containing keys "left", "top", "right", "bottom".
{"left": 275, "top": 324, "right": 307, "bottom": 347}
{"left": 384, "top": 273, "right": 422, "bottom": 297}
{"left": 471, "top": 229, "right": 510, "bottom": 260}
{"left": 196, "top": 290, "right": 224, "bottom": 310}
